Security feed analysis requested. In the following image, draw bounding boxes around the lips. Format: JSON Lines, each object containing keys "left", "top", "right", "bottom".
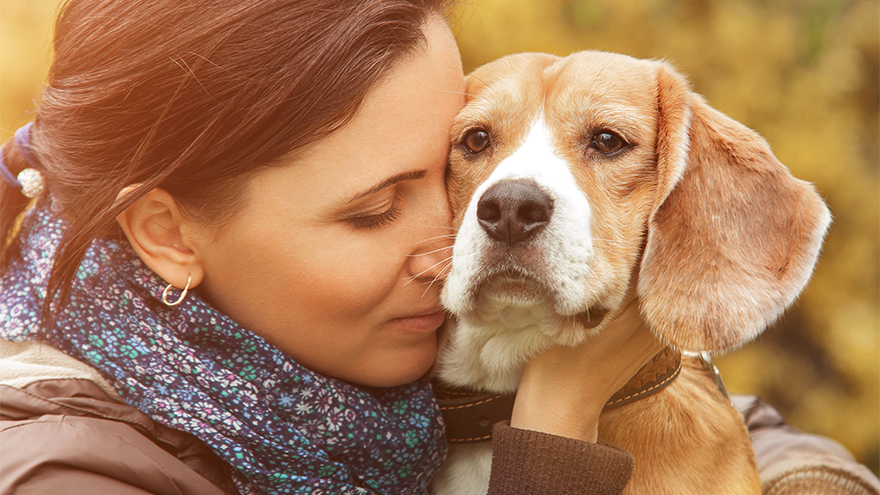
{"left": 390, "top": 306, "right": 446, "bottom": 334}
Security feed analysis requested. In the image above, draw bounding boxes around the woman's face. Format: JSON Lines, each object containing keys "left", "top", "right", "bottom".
{"left": 193, "top": 18, "right": 465, "bottom": 387}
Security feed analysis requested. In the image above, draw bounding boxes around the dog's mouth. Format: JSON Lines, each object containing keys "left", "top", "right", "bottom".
{"left": 480, "top": 268, "right": 545, "bottom": 301}
{"left": 477, "top": 268, "right": 609, "bottom": 329}
{"left": 574, "top": 307, "right": 609, "bottom": 329}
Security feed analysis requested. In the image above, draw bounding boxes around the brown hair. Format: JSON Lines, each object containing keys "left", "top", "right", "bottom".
{"left": 0, "top": 0, "right": 452, "bottom": 324}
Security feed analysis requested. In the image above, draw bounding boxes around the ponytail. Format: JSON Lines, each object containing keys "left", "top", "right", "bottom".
{"left": 0, "top": 124, "right": 45, "bottom": 269}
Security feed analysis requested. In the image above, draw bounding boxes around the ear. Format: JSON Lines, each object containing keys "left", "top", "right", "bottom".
{"left": 115, "top": 187, "right": 205, "bottom": 292}
{"left": 638, "top": 61, "right": 832, "bottom": 352}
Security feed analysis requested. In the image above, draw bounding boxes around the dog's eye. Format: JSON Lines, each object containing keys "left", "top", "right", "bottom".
{"left": 463, "top": 129, "right": 491, "bottom": 154}
{"left": 591, "top": 131, "right": 626, "bottom": 154}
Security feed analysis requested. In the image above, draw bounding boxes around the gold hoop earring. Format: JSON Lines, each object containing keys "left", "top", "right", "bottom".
{"left": 162, "top": 275, "right": 191, "bottom": 307}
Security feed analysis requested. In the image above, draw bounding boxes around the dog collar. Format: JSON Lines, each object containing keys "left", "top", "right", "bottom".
{"left": 433, "top": 347, "right": 683, "bottom": 444}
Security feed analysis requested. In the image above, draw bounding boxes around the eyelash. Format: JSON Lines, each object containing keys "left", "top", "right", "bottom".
{"left": 351, "top": 199, "right": 402, "bottom": 231}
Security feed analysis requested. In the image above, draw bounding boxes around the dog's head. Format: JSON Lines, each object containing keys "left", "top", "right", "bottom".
{"left": 440, "top": 51, "right": 830, "bottom": 387}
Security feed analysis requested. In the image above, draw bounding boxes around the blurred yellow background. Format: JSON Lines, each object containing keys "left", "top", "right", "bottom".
{"left": 2, "top": 0, "right": 878, "bottom": 474}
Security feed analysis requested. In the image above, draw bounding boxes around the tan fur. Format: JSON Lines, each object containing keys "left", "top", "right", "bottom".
{"left": 599, "top": 358, "right": 761, "bottom": 494}
{"left": 439, "top": 50, "right": 831, "bottom": 494}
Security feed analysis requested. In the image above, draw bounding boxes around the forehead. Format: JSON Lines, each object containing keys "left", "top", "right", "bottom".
{"left": 546, "top": 52, "right": 658, "bottom": 139}
{"left": 459, "top": 51, "right": 658, "bottom": 136}
{"left": 546, "top": 51, "right": 657, "bottom": 105}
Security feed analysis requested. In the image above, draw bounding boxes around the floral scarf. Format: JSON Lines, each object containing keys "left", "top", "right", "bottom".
{"left": 0, "top": 201, "right": 446, "bottom": 494}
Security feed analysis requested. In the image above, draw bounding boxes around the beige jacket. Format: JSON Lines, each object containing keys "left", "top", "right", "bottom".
{"left": 733, "top": 395, "right": 880, "bottom": 495}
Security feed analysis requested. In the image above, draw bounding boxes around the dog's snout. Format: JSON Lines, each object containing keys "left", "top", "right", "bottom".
{"left": 476, "top": 179, "right": 553, "bottom": 245}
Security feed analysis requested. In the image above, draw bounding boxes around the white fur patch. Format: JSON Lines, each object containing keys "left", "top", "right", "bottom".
{"left": 442, "top": 116, "right": 594, "bottom": 317}
{"left": 429, "top": 443, "right": 492, "bottom": 495}
{"left": 439, "top": 115, "right": 600, "bottom": 392}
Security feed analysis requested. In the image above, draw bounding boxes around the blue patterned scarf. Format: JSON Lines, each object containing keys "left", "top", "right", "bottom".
{"left": 0, "top": 201, "right": 446, "bottom": 494}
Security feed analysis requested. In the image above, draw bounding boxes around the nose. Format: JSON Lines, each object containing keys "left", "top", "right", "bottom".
{"left": 406, "top": 193, "right": 454, "bottom": 284}
{"left": 477, "top": 179, "right": 553, "bottom": 245}
{"left": 407, "top": 235, "right": 453, "bottom": 284}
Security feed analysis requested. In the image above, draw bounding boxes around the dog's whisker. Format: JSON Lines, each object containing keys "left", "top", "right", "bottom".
{"left": 587, "top": 57, "right": 616, "bottom": 94}
{"left": 421, "top": 262, "right": 453, "bottom": 298}
{"left": 495, "top": 307, "right": 511, "bottom": 331}
{"left": 416, "top": 231, "right": 458, "bottom": 240}
{"left": 416, "top": 264, "right": 453, "bottom": 297}
{"left": 406, "top": 245, "right": 454, "bottom": 258}
{"left": 414, "top": 235, "right": 457, "bottom": 244}
{"left": 591, "top": 79, "right": 622, "bottom": 102}
{"left": 412, "top": 235, "right": 457, "bottom": 247}
{"left": 439, "top": 89, "right": 474, "bottom": 97}
{"left": 468, "top": 73, "right": 488, "bottom": 87}
{"left": 403, "top": 255, "right": 454, "bottom": 287}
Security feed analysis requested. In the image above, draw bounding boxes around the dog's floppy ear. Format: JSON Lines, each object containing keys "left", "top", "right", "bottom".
{"left": 638, "top": 61, "right": 832, "bottom": 352}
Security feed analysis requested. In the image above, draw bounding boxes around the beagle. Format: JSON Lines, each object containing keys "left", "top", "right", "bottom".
{"left": 432, "top": 51, "right": 831, "bottom": 494}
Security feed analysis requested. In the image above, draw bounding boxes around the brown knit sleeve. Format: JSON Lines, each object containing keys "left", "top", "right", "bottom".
{"left": 487, "top": 421, "right": 633, "bottom": 495}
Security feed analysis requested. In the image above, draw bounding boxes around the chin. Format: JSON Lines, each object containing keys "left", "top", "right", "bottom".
{"left": 354, "top": 341, "right": 438, "bottom": 388}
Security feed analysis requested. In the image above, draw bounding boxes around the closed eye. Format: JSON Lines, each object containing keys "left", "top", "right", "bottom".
{"left": 350, "top": 198, "right": 402, "bottom": 230}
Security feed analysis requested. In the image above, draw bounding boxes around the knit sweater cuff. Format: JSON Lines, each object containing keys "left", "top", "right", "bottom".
{"left": 488, "top": 421, "right": 633, "bottom": 495}
{"left": 764, "top": 467, "right": 880, "bottom": 495}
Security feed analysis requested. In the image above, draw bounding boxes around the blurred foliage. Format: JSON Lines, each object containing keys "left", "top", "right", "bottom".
{"left": 1, "top": 0, "right": 57, "bottom": 138}
{"left": 452, "top": 0, "right": 879, "bottom": 474}
{"left": 2, "top": 0, "right": 877, "bottom": 475}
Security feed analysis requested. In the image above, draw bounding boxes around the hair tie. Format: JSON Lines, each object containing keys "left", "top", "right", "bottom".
{"left": 0, "top": 123, "right": 44, "bottom": 198}
{"left": 14, "top": 123, "right": 39, "bottom": 168}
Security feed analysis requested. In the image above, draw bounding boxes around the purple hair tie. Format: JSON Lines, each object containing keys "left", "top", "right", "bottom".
{"left": 14, "top": 123, "right": 39, "bottom": 168}
{"left": 1, "top": 123, "right": 44, "bottom": 198}
{"left": 0, "top": 145, "right": 19, "bottom": 188}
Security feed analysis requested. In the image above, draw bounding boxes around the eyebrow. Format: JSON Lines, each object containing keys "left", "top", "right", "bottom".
{"left": 349, "top": 170, "right": 428, "bottom": 203}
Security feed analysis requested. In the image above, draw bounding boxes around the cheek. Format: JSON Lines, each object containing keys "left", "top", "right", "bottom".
{"left": 447, "top": 157, "right": 497, "bottom": 225}
{"left": 446, "top": 162, "right": 470, "bottom": 223}
{"left": 284, "top": 234, "right": 403, "bottom": 315}
{"left": 575, "top": 157, "right": 658, "bottom": 256}
{"left": 203, "top": 236, "right": 400, "bottom": 354}
{"left": 330, "top": 249, "right": 399, "bottom": 307}
{"left": 199, "top": 230, "right": 298, "bottom": 329}
{"left": 447, "top": 182, "right": 471, "bottom": 228}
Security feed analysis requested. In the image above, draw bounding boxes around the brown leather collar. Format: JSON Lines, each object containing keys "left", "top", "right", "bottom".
{"left": 433, "top": 347, "right": 682, "bottom": 443}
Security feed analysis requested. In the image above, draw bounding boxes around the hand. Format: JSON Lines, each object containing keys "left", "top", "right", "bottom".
{"left": 510, "top": 297, "right": 664, "bottom": 442}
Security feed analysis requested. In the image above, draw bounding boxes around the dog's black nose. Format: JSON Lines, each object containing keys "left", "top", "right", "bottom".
{"left": 477, "top": 179, "right": 553, "bottom": 245}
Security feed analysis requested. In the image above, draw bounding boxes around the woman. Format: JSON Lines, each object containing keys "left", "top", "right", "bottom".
{"left": 0, "top": 0, "right": 659, "bottom": 493}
